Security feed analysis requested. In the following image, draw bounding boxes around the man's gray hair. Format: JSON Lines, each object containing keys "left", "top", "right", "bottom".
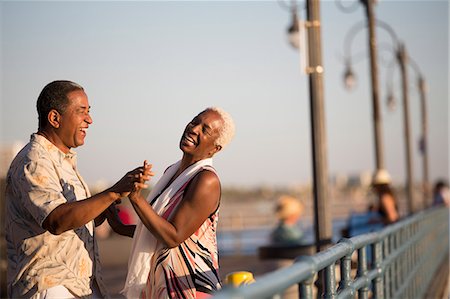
{"left": 205, "top": 107, "right": 235, "bottom": 148}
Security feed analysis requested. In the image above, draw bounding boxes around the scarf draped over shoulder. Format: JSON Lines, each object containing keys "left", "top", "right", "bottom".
{"left": 121, "top": 158, "right": 216, "bottom": 298}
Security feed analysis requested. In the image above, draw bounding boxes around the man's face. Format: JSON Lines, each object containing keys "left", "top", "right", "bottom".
{"left": 56, "top": 90, "right": 92, "bottom": 152}
{"left": 180, "top": 110, "right": 223, "bottom": 159}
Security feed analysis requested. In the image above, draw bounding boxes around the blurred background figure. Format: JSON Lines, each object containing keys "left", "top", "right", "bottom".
{"left": 432, "top": 180, "right": 450, "bottom": 207}
{"left": 270, "top": 195, "right": 304, "bottom": 244}
{"left": 371, "top": 169, "right": 399, "bottom": 224}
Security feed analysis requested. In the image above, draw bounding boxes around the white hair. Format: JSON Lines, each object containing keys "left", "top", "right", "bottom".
{"left": 205, "top": 107, "right": 235, "bottom": 148}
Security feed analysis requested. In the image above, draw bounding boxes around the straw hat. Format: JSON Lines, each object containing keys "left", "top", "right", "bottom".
{"left": 275, "top": 195, "right": 304, "bottom": 220}
{"left": 372, "top": 169, "right": 391, "bottom": 185}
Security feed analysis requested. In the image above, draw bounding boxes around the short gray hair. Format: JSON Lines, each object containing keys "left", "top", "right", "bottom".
{"left": 37, "top": 80, "right": 84, "bottom": 130}
{"left": 204, "top": 107, "right": 235, "bottom": 148}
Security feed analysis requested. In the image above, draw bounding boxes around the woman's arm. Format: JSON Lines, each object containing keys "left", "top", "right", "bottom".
{"left": 380, "top": 194, "right": 399, "bottom": 224}
{"left": 129, "top": 170, "right": 220, "bottom": 248}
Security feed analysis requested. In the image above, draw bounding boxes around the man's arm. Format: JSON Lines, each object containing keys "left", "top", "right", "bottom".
{"left": 43, "top": 166, "right": 149, "bottom": 235}
{"left": 129, "top": 170, "right": 220, "bottom": 248}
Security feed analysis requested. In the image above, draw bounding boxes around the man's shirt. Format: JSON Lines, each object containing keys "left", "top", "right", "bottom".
{"left": 5, "top": 133, "right": 107, "bottom": 298}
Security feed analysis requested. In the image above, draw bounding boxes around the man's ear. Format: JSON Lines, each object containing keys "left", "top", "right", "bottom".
{"left": 47, "top": 109, "right": 61, "bottom": 129}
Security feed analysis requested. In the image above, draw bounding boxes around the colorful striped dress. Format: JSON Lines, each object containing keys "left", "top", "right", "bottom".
{"left": 140, "top": 166, "right": 222, "bottom": 299}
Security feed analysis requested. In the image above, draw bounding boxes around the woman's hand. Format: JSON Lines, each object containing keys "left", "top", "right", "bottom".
{"left": 129, "top": 160, "right": 154, "bottom": 202}
{"left": 108, "top": 162, "right": 153, "bottom": 199}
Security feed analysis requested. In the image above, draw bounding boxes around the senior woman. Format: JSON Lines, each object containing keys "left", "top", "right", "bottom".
{"left": 122, "top": 107, "right": 235, "bottom": 299}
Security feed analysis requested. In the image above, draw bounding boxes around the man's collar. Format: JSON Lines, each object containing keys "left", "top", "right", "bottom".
{"left": 31, "top": 133, "right": 77, "bottom": 165}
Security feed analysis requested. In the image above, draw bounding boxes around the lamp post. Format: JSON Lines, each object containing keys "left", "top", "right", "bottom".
{"left": 377, "top": 19, "right": 422, "bottom": 214}
{"left": 385, "top": 50, "right": 429, "bottom": 209}
{"left": 283, "top": 0, "right": 332, "bottom": 254}
{"left": 338, "top": 0, "right": 419, "bottom": 214}
{"left": 417, "top": 75, "right": 430, "bottom": 206}
{"left": 337, "top": 0, "right": 386, "bottom": 181}
{"left": 397, "top": 43, "right": 415, "bottom": 214}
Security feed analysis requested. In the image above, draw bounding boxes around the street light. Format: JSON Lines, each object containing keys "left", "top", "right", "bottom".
{"left": 281, "top": 0, "right": 332, "bottom": 254}
{"left": 337, "top": 0, "right": 387, "bottom": 185}
{"left": 287, "top": 9, "right": 301, "bottom": 49}
{"left": 345, "top": 13, "right": 414, "bottom": 214}
{"left": 343, "top": 59, "right": 356, "bottom": 90}
{"left": 384, "top": 50, "right": 430, "bottom": 208}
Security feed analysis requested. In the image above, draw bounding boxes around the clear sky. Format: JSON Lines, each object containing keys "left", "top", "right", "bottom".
{"left": 1, "top": 0, "right": 448, "bottom": 188}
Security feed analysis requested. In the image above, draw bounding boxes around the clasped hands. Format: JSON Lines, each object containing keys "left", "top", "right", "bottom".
{"left": 130, "top": 160, "right": 154, "bottom": 201}
{"left": 108, "top": 160, "right": 154, "bottom": 199}
{"left": 104, "top": 160, "right": 154, "bottom": 230}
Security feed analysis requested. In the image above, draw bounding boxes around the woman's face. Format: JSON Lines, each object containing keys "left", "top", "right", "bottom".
{"left": 180, "top": 110, "right": 223, "bottom": 159}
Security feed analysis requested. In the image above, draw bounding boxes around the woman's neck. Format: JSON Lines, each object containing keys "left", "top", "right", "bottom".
{"left": 170, "top": 155, "right": 210, "bottom": 185}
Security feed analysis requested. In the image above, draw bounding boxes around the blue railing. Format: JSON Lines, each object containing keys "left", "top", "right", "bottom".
{"left": 213, "top": 206, "right": 449, "bottom": 298}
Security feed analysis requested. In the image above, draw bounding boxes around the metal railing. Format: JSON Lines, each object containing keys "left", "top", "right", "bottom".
{"left": 213, "top": 206, "right": 449, "bottom": 299}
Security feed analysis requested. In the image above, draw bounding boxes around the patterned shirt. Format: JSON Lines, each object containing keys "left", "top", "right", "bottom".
{"left": 5, "top": 134, "right": 107, "bottom": 298}
{"left": 140, "top": 166, "right": 221, "bottom": 298}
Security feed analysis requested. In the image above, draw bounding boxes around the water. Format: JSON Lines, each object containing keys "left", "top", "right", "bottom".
{"left": 218, "top": 218, "right": 348, "bottom": 255}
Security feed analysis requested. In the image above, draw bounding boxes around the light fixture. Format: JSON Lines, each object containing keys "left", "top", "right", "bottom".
{"left": 287, "top": 10, "right": 300, "bottom": 49}
{"left": 343, "top": 61, "right": 356, "bottom": 90}
{"left": 386, "top": 89, "right": 396, "bottom": 112}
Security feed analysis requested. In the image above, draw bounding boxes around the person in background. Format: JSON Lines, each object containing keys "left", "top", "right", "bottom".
{"left": 5, "top": 80, "right": 151, "bottom": 298}
{"left": 432, "top": 180, "right": 450, "bottom": 207}
{"left": 371, "top": 169, "right": 399, "bottom": 224}
{"left": 122, "top": 107, "right": 235, "bottom": 299}
{"left": 270, "top": 195, "right": 304, "bottom": 244}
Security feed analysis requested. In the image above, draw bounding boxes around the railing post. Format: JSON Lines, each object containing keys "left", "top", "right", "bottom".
{"left": 372, "top": 241, "right": 384, "bottom": 298}
{"left": 383, "top": 236, "right": 391, "bottom": 298}
{"left": 338, "top": 254, "right": 352, "bottom": 291}
{"left": 324, "top": 264, "right": 337, "bottom": 298}
{"left": 394, "top": 231, "right": 400, "bottom": 294}
{"left": 300, "top": 274, "right": 315, "bottom": 299}
{"left": 357, "top": 246, "right": 369, "bottom": 299}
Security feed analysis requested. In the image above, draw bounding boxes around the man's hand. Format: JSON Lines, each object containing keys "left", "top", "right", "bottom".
{"left": 108, "top": 162, "right": 153, "bottom": 198}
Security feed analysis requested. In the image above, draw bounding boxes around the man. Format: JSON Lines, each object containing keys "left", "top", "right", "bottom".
{"left": 5, "top": 80, "right": 150, "bottom": 298}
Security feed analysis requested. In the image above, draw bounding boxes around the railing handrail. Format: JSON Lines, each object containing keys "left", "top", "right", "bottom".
{"left": 213, "top": 206, "right": 449, "bottom": 299}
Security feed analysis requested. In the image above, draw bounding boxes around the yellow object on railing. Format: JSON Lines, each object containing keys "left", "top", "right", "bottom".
{"left": 224, "top": 271, "right": 255, "bottom": 287}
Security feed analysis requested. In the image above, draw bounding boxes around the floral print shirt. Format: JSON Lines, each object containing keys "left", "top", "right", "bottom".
{"left": 5, "top": 134, "right": 107, "bottom": 298}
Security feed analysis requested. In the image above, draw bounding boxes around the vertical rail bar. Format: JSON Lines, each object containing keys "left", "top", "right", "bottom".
{"left": 357, "top": 246, "right": 369, "bottom": 299}
{"left": 372, "top": 241, "right": 384, "bottom": 298}
{"left": 338, "top": 254, "right": 352, "bottom": 291}
{"left": 324, "top": 264, "right": 337, "bottom": 298}
{"left": 300, "top": 275, "right": 315, "bottom": 299}
{"left": 383, "top": 236, "right": 390, "bottom": 299}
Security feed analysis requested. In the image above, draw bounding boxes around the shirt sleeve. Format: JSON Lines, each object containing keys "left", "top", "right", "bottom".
{"left": 19, "top": 156, "right": 67, "bottom": 227}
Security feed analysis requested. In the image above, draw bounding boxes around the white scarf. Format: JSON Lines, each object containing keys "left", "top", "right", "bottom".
{"left": 121, "top": 158, "right": 214, "bottom": 299}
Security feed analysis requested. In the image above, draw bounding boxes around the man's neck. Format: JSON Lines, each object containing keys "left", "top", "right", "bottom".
{"left": 37, "top": 129, "right": 70, "bottom": 154}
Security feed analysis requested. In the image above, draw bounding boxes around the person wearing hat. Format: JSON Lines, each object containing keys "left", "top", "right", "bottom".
{"left": 270, "top": 195, "right": 304, "bottom": 244}
{"left": 371, "top": 169, "right": 399, "bottom": 224}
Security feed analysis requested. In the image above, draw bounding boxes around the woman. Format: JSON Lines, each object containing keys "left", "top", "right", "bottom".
{"left": 371, "top": 169, "right": 399, "bottom": 224}
{"left": 122, "top": 107, "right": 235, "bottom": 299}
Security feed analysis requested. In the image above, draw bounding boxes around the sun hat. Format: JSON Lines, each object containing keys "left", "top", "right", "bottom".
{"left": 275, "top": 195, "right": 304, "bottom": 220}
{"left": 372, "top": 169, "right": 391, "bottom": 185}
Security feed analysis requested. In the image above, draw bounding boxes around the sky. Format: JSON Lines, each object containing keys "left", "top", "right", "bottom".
{"left": 1, "top": 0, "right": 448, "bottom": 189}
